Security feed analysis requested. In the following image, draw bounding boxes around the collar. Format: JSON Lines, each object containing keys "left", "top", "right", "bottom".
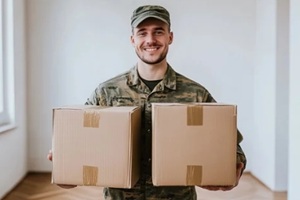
{"left": 126, "top": 64, "right": 177, "bottom": 91}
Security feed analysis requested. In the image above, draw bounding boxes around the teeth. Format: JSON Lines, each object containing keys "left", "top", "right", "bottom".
{"left": 145, "top": 47, "right": 158, "bottom": 52}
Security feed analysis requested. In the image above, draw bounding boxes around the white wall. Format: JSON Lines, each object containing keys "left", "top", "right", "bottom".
{"left": 0, "top": 0, "right": 27, "bottom": 198}
{"left": 253, "top": 0, "right": 276, "bottom": 188}
{"left": 27, "top": 0, "right": 255, "bottom": 173}
{"left": 275, "top": 0, "right": 289, "bottom": 191}
{"left": 288, "top": 0, "right": 300, "bottom": 199}
{"left": 252, "top": 0, "right": 289, "bottom": 191}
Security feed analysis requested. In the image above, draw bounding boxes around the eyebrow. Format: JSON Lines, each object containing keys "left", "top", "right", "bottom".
{"left": 153, "top": 27, "right": 165, "bottom": 31}
{"left": 136, "top": 27, "right": 166, "bottom": 33}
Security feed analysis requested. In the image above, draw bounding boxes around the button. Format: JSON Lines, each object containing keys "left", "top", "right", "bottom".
{"left": 148, "top": 158, "right": 151, "bottom": 162}
{"left": 147, "top": 129, "right": 151, "bottom": 133}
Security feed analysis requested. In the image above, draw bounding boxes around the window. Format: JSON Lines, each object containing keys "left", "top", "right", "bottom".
{"left": 0, "top": 0, "right": 15, "bottom": 132}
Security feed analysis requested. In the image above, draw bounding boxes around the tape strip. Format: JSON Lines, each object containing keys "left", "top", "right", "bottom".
{"left": 83, "top": 165, "right": 98, "bottom": 186}
{"left": 187, "top": 106, "right": 203, "bottom": 126}
{"left": 83, "top": 110, "right": 100, "bottom": 128}
{"left": 186, "top": 165, "right": 202, "bottom": 185}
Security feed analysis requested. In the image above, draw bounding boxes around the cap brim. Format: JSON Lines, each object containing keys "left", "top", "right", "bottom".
{"left": 132, "top": 15, "right": 169, "bottom": 28}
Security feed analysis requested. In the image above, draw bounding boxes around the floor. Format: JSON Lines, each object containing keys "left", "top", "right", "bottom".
{"left": 2, "top": 173, "right": 287, "bottom": 200}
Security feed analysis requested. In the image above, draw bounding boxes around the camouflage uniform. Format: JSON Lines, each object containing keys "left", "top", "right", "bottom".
{"left": 86, "top": 64, "right": 247, "bottom": 200}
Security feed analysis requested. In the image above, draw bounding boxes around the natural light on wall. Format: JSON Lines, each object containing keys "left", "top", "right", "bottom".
{"left": 0, "top": 0, "right": 15, "bottom": 132}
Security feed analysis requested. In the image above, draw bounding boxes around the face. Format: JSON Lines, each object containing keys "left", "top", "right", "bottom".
{"left": 131, "top": 18, "right": 173, "bottom": 65}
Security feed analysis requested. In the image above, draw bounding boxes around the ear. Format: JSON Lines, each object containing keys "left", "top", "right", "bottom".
{"left": 168, "top": 31, "right": 174, "bottom": 45}
{"left": 130, "top": 35, "right": 135, "bottom": 47}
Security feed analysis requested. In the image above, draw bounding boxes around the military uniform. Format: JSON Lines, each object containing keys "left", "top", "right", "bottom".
{"left": 86, "top": 65, "right": 247, "bottom": 200}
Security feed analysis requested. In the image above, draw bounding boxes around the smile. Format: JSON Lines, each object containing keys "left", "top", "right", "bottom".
{"left": 144, "top": 47, "right": 160, "bottom": 52}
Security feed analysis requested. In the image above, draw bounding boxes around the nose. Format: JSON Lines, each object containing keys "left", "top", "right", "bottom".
{"left": 146, "top": 34, "right": 156, "bottom": 45}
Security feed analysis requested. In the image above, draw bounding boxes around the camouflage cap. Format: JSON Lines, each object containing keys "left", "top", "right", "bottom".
{"left": 131, "top": 5, "right": 170, "bottom": 28}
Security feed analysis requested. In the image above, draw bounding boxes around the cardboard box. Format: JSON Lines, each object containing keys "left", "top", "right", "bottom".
{"left": 52, "top": 105, "right": 141, "bottom": 188}
{"left": 152, "top": 103, "right": 237, "bottom": 186}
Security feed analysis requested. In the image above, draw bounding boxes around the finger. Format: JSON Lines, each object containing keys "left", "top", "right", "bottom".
{"left": 47, "top": 150, "right": 53, "bottom": 161}
{"left": 237, "top": 162, "right": 244, "bottom": 170}
{"left": 220, "top": 186, "right": 234, "bottom": 191}
{"left": 235, "top": 162, "right": 244, "bottom": 185}
{"left": 57, "top": 184, "right": 77, "bottom": 189}
{"left": 200, "top": 186, "right": 222, "bottom": 191}
{"left": 47, "top": 154, "right": 52, "bottom": 161}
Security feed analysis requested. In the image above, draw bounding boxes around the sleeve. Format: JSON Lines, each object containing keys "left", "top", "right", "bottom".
{"left": 85, "top": 86, "right": 108, "bottom": 106}
{"left": 204, "top": 90, "right": 247, "bottom": 174}
{"left": 236, "top": 130, "right": 247, "bottom": 174}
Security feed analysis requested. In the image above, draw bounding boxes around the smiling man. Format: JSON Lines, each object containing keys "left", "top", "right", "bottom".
{"left": 86, "top": 5, "right": 246, "bottom": 199}
{"left": 49, "top": 5, "right": 247, "bottom": 200}
{"left": 130, "top": 6, "right": 173, "bottom": 83}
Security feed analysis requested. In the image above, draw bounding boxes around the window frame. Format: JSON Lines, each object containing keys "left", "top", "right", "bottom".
{"left": 0, "top": 0, "right": 15, "bottom": 133}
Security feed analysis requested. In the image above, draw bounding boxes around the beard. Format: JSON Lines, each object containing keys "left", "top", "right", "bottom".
{"left": 135, "top": 49, "right": 168, "bottom": 65}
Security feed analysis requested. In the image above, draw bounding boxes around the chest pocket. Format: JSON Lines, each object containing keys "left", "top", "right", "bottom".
{"left": 111, "top": 96, "right": 136, "bottom": 106}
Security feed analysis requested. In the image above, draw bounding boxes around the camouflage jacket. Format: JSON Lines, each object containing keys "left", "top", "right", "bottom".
{"left": 86, "top": 64, "right": 247, "bottom": 200}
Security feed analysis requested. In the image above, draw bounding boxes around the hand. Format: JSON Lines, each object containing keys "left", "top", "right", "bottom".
{"left": 47, "top": 150, "right": 77, "bottom": 189}
{"left": 47, "top": 150, "right": 53, "bottom": 161}
{"left": 200, "top": 162, "right": 244, "bottom": 191}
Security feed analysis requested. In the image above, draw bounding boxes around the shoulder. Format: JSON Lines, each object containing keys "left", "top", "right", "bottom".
{"left": 175, "top": 72, "right": 215, "bottom": 102}
{"left": 85, "top": 69, "right": 132, "bottom": 105}
{"left": 175, "top": 72, "right": 208, "bottom": 91}
{"left": 97, "top": 69, "right": 130, "bottom": 89}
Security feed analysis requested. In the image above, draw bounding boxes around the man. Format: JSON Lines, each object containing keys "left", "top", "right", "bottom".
{"left": 49, "top": 5, "right": 246, "bottom": 200}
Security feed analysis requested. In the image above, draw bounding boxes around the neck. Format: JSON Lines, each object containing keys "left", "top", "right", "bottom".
{"left": 137, "top": 60, "right": 168, "bottom": 81}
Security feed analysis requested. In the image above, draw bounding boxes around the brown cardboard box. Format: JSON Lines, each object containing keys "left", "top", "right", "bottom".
{"left": 152, "top": 103, "right": 237, "bottom": 186}
{"left": 52, "top": 105, "right": 141, "bottom": 188}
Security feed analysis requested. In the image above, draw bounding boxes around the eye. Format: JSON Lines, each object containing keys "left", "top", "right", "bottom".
{"left": 154, "top": 30, "right": 164, "bottom": 35}
{"left": 137, "top": 32, "right": 147, "bottom": 37}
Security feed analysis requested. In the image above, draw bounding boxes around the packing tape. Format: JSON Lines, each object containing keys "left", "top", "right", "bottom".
{"left": 187, "top": 106, "right": 203, "bottom": 126}
{"left": 186, "top": 165, "right": 203, "bottom": 185}
{"left": 83, "top": 110, "right": 101, "bottom": 128}
{"left": 83, "top": 165, "right": 98, "bottom": 186}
